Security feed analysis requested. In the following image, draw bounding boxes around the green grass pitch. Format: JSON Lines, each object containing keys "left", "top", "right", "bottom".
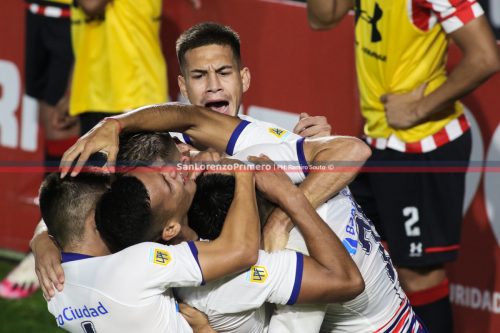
{"left": 0, "top": 260, "right": 63, "bottom": 333}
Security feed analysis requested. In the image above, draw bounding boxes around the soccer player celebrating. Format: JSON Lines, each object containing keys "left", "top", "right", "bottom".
{"left": 39, "top": 165, "right": 260, "bottom": 332}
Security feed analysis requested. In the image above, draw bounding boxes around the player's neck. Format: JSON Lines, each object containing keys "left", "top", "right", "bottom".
{"left": 169, "top": 221, "right": 198, "bottom": 245}
{"left": 63, "top": 234, "right": 110, "bottom": 256}
{"left": 63, "top": 217, "right": 111, "bottom": 256}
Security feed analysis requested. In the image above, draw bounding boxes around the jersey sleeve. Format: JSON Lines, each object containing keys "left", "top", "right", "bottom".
{"left": 416, "top": 0, "right": 484, "bottom": 34}
{"left": 128, "top": 241, "right": 204, "bottom": 294}
{"left": 177, "top": 250, "right": 304, "bottom": 314}
{"left": 232, "top": 139, "right": 309, "bottom": 184}
{"left": 263, "top": 250, "right": 304, "bottom": 306}
{"left": 226, "top": 118, "right": 301, "bottom": 155}
{"left": 169, "top": 132, "right": 193, "bottom": 145}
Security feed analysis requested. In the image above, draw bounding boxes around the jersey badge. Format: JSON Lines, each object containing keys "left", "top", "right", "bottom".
{"left": 150, "top": 248, "right": 172, "bottom": 266}
{"left": 247, "top": 265, "right": 268, "bottom": 283}
{"left": 268, "top": 127, "right": 289, "bottom": 139}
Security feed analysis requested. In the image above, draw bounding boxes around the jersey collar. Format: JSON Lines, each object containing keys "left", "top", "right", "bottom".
{"left": 61, "top": 252, "right": 94, "bottom": 263}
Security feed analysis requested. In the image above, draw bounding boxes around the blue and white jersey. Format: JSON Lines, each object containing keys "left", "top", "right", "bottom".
{"left": 177, "top": 250, "right": 303, "bottom": 333}
{"left": 47, "top": 242, "right": 203, "bottom": 333}
{"left": 225, "top": 116, "right": 299, "bottom": 156}
{"left": 170, "top": 115, "right": 298, "bottom": 150}
{"left": 228, "top": 127, "right": 424, "bottom": 332}
{"left": 298, "top": 190, "right": 422, "bottom": 333}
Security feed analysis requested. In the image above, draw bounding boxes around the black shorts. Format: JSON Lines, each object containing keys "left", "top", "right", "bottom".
{"left": 25, "top": 9, "right": 73, "bottom": 106}
{"left": 349, "top": 131, "right": 472, "bottom": 268}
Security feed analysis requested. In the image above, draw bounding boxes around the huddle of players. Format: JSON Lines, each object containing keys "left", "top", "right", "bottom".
{"left": 35, "top": 23, "right": 427, "bottom": 332}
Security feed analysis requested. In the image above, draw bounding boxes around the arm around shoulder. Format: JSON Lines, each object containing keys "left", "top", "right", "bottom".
{"left": 301, "top": 136, "right": 371, "bottom": 208}
{"left": 194, "top": 172, "right": 260, "bottom": 282}
{"left": 281, "top": 192, "right": 364, "bottom": 304}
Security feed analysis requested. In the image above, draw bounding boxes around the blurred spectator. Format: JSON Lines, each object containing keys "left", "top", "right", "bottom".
{"left": 70, "top": 0, "right": 169, "bottom": 134}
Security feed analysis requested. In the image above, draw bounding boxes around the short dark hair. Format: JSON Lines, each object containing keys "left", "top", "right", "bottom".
{"left": 96, "top": 176, "right": 161, "bottom": 252}
{"left": 188, "top": 174, "right": 271, "bottom": 240}
{"left": 176, "top": 22, "right": 241, "bottom": 73}
{"left": 117, "top": 132, "right": 179, "bottom": 169}
{"left": 39, "top": 173, "right": 111, "bottom": 248}
{"left": 97, "top": 132, "right": 181, "bottom": 252}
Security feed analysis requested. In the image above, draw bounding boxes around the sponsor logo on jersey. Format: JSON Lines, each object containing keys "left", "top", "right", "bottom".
{"left": 56, "top": 301, "right": 109, "bottom": 326}
{"left": 343, "top": 237, "right": 358, "bottom": 255}
{"left": 268, "top": 127, "right": 289, "bottom": 139}
{"left": 247, "top": 265, "right": 268, "bottom": 283}
{"left": 150, "top": 248, "right": 172, "bottom": 266}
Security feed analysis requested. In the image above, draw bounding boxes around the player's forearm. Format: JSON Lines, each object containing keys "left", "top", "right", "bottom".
{"left": 30, "top": 220, "right": 48, "bottom": 251}
{"left": 116, "top": 103, "right": 200, "bottom": 133}
{"left": 417, "top": 57, "right": 499, "bottom": 120}
{"left": 114, "top": 103, "right": 238, "bottom": 151}
{"left": 279, "top": 190, "right": 363, "bottom": 302}
{"left": 200, "top": 172, "right": 259, "bottom": 281}
{"left": 307, "top": 0, "right": 352, "bottom": 30}
{"left": 416, "top": 17, "right": 500, "bottom": 121}
{"left": 219, "top": 172, "right": 260, "bottom": 262}
{"left": 268, "top": 137, "right": 370, "bottom": 233}
{"left": 30, "top": 231, "right": 51, "bottom": 254}
{"left": 196, "top": 321, "right": 218, "bottom": 333}
{"left": 193, "top": 326, "right": 217, "bottom": 333}
{"left": 300, "top": 137, "right": 371, "bottom": 209}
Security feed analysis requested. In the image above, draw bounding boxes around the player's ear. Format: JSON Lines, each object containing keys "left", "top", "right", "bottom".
{"left": 178, "top": 75, "right": 188, "bottom": 99}
{"left": 241, "top": 67, "right": 251, "bottom": 93}
{"left": 161, "top": 221, "right": 181, "bottom": 241}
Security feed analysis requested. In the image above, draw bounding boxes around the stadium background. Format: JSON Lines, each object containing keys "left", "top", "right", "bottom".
{"left": 0, "top": 0, "right": 498, "bottom": 331}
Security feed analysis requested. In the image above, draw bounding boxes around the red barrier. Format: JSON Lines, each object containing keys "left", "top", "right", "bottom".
{"left": 0, "top": 0, "right": 498, "bottom": 331}
{"left": 0, "top": 0, "right": 43, "bottom": 251}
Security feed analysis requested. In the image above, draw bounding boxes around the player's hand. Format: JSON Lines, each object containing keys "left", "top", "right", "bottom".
{"left": 176, "top": 142, "right": 197, "bottom": 156}
{"left": 31, "top": 232, "right": 64, "bottom": 300}
{"left": 53, "top": 114, "right": 79, "bottom": 131}
{"left": 293, "top": 112, "right": 332, "bottom": 138}
{"left": 60, "top": 118, "right": 120, "bottom": 177}
{"left": 189, "top": 149, "right": 222, "bottom": 180}
{"left": 179, "top": 303, "right": 216, "bottom": 333}
{"left": 186, "top": 0, "right": 202, "bottom": 10}
{"left": 51, "top": 93, "right": 80, "bottom": 130}
{"left": 210, "top": 157, "right": 248, "bottom": 177}
{"left": 262, "top": 207, "right": 292, "bottom": 252}
{"left": 247, "top": 155, "right": 297, "bottom": 205}
{"left": 381, "top": 83, "right": 428, "bottom": 129}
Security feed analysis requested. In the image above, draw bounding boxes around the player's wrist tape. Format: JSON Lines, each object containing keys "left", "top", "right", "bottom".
{"left": 104, "top": 117, "right": 123, "bottom": 133}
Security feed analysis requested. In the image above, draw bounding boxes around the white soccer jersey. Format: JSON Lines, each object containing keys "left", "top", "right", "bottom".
{"left": 170, "top": 115, "right": 299, "bottom": 151}
{"left": 170, "top": 131, "right": 194, "bottom": 146}
{"left": 176, "top": 250, "right": 303, "bottom": 333}
{"left": 47, "top": 241, "right": 203, "bottom": 332}
{"left": 288, "top": 189, "right": 423, "bottom": 333}
{"left": 225, "top": 116, "right": 300, "bottom": 155}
